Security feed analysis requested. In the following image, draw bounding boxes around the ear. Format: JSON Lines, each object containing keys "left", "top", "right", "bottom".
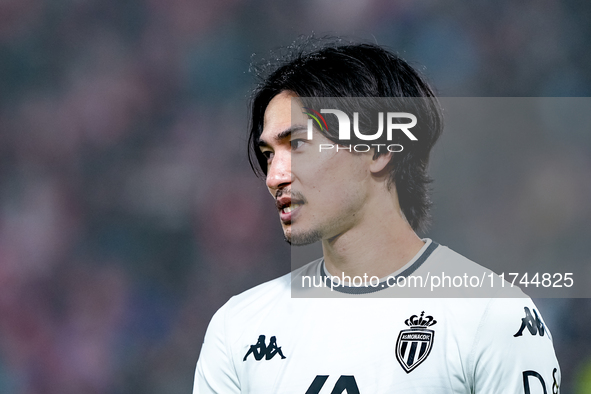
{"left": 369, "top": 152, "right": 392, "bottom": 174}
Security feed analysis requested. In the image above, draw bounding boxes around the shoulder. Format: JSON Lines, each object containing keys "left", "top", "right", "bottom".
{"left": 426, "top": 244, "right": 561, "bottom": 391}
{"left": 199, "top": 259, "right": 321, "bottom": 375}
{"left": 427, "top": 245, "right": 551, "bottom": 336}
{"left": 215, "top": 258, "right": 322, "bottom": 323}
{"left": 466, "top": 296, "right": 560, "bottom": 392}
{"left": 415, "top": 242, "right": 526, "bottom": 298}
{"left": 473, "top": 297, "right": 555, "bottom": 347}
{"left": 427, "top": 243, "right": 497, "bottom": 277}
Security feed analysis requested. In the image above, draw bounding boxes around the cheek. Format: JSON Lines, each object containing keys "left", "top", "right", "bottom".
{"left": 294, "top": 153, "right": 333, "bottom": 185}
{"left": 310, "top": 161, "right": 366, "bottom": 201}
{"left": 296, "top": 151, "right": 369, "bottom": 196}
{"left": 330, "top": 153, "right": 369, "bottom": 182}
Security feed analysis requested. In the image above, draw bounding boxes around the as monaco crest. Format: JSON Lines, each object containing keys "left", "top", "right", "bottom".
{"left": 396, "top": 312, "right": 436, "bottom": 373}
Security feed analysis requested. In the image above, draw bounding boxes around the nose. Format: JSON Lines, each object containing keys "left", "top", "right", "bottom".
{"left": 266, "top": 150, "right": 291, "bottom": 193}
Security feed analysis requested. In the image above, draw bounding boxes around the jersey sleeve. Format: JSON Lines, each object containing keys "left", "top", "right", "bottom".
{"left": 193, "top": 302, "right": 241, "bottom": 394}
{"left": 470, "top": 298, "right": 561, "bottom": 394}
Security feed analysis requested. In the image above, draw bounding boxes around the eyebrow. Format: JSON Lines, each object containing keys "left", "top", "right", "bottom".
{"left": 257, "top": 125, "right": 307, "bottom": 148}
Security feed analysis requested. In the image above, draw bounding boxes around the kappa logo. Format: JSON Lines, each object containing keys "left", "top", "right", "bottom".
{"left": 243, "top": 335, "right": 287, "bottom": 361}
{"left": 514, "top": 307, "right": 545, "bottom": 338}
{"left": 396, "top": 312, "right": 437, "bottom": 373}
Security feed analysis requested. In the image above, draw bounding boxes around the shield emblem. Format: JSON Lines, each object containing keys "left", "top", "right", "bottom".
{"left": 396, "top": 329, "right": 434, "bottom": 373}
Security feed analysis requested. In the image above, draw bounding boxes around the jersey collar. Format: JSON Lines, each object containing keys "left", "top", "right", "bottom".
{"left": 319, "top": 239, "right": 439, "bottom": 295}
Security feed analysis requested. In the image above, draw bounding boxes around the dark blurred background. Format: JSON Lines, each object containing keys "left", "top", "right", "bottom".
{"left": 0, "top": 0, "right": 590, "bottom": 393}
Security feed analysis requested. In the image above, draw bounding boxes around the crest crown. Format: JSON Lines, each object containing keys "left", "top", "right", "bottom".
{"left": 405, "top": 311, "right": 437, "bottom": 328}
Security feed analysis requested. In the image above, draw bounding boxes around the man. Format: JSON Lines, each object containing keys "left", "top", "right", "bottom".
{"left": 194, "top": 39, "right": 561, "bottom": 393}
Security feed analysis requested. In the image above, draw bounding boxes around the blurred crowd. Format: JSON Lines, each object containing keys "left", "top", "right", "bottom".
{"left": 0, "top": 0, "right": 590, "bottom": 393}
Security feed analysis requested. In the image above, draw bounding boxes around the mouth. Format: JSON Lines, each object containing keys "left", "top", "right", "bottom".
{"left": 276, "top": 192, "right": 305, "bottom": 224}
{"left": 279, "top": 202, "right": 303, "bottom": 223}
{"left": 281, "top": 203, "right": 302, "bottom": 214}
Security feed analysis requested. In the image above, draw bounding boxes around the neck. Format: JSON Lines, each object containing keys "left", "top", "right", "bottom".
{"left": 321, "top": 191, "right": 425, "bottom": 279}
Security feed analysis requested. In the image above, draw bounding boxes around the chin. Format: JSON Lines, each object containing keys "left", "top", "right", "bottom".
{"left": 285, "top": 228, "right": 322, "bottom": 246}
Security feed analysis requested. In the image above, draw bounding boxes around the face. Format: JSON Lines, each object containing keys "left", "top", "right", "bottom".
{"left": 258, "top": 91, "right": 374, "bottom": 245}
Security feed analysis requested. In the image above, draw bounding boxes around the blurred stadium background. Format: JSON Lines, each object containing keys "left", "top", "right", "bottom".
{"left": 0, "top": 0, "right": 590, "bottom": 393}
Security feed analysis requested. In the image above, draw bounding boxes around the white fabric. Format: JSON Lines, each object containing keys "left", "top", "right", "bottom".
{"left": 194, "top": 241, "right": 561, "bottom": 393}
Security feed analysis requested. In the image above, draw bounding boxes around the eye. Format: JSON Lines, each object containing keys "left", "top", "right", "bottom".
{"left": 261, "top": 150, "right": 274, "bottom": 161}
{"left": 290, "top": 139, "right": 305, "bottom": 150}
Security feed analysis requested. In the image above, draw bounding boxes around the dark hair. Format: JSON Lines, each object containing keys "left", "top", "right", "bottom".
{"left": 247, "top": 37, "right": 443, "bottom": 232}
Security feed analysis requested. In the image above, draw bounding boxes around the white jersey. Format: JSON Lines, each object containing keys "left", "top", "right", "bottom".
{"left": 194, "top": 240, "right": 561, "bottom": 393}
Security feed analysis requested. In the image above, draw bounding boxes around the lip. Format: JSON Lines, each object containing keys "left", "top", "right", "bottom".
{"left": 276, "top": 195, "right": 291, "bottom": 210}
{"left": 279, "top": 203, "right": 303, "bottom": 223}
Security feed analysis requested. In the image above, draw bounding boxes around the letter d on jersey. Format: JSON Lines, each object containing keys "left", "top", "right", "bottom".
{"left": 396, "top": 312, "right": 437, "bottom": 373}
{"left": 522, "top": 370, "right": 547, "bottom": 394}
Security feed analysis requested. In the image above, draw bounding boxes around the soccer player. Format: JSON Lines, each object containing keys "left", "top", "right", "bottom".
{"left": 194, "top": 39, "right": 561, "bottom": 393}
